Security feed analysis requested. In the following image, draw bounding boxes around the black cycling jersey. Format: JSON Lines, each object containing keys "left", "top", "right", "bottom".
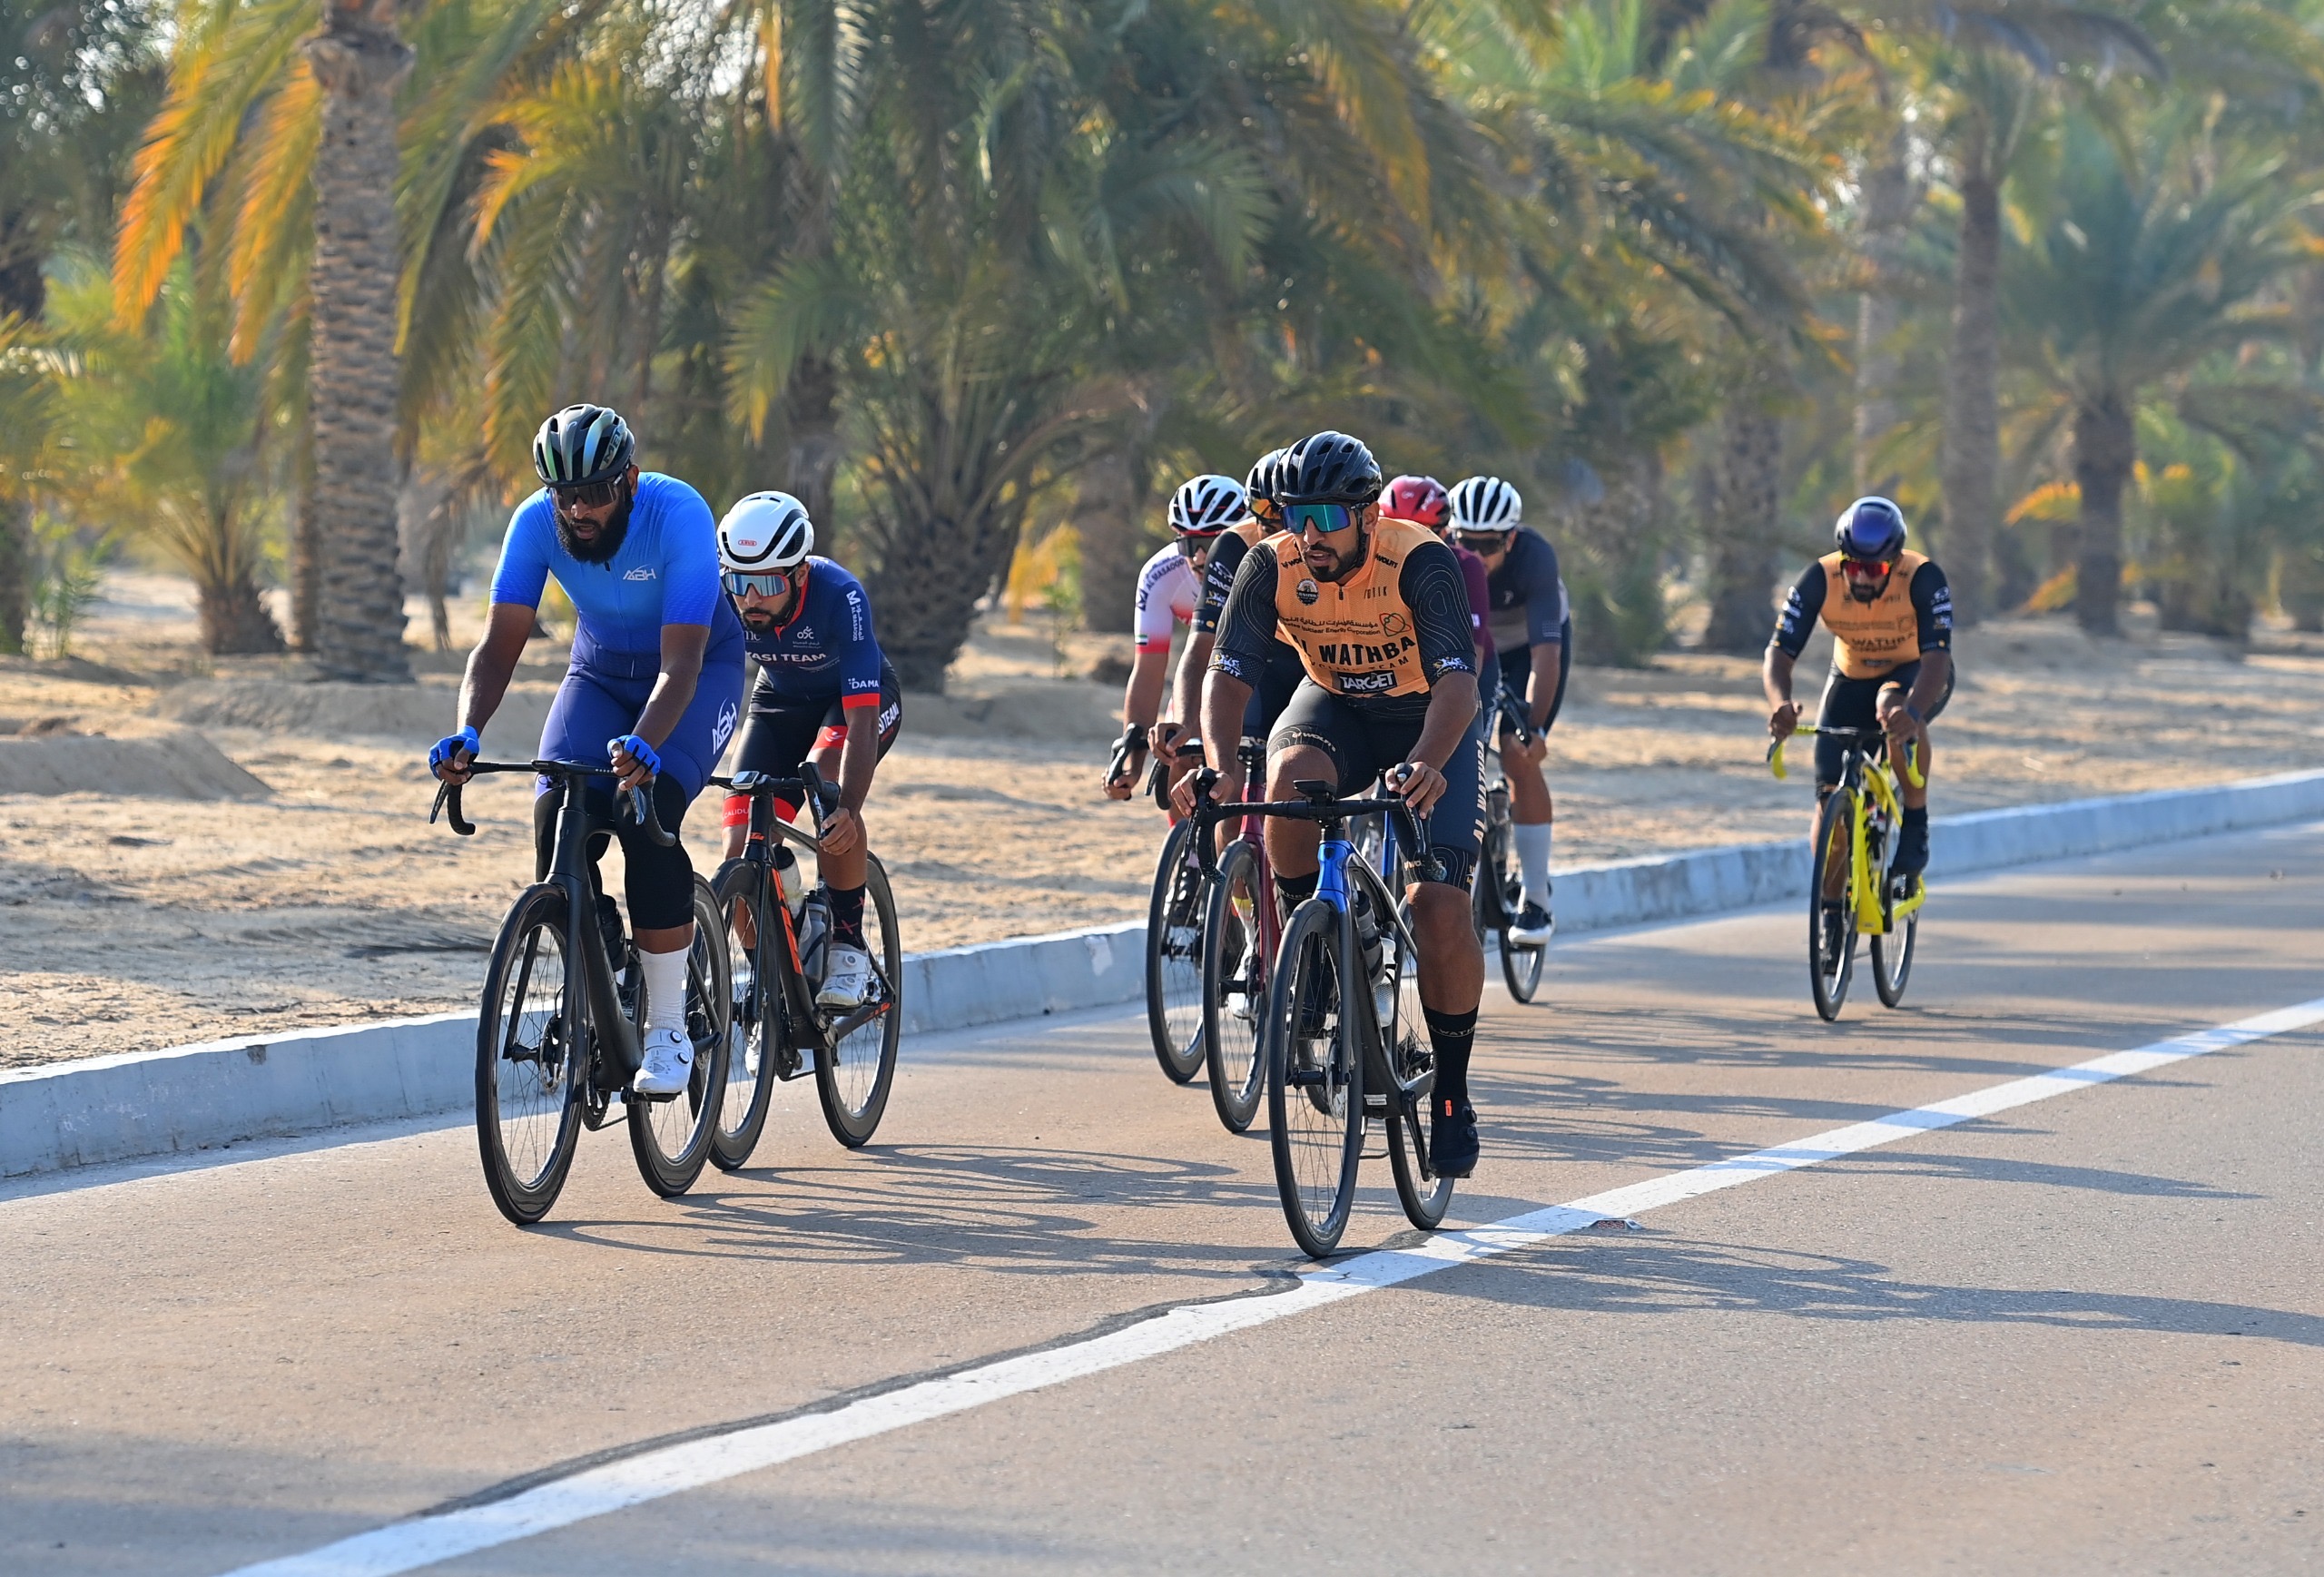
{"left": 1481, "top": 527, "right": 1567, "bottom": 655}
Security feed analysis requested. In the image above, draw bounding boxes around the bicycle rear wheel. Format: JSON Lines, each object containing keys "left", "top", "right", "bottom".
{"left": 476, "top": 885, "right": 586, "bottom": 1226}
{"left": 709, "top": 860, "right": 779, "bottom": 1171}
{"left": 1144, "top": 817, "right": 1207, "bottom": 1084}
{"left": 1201, "top": 839, "right": 1268, "bottom": 1134}
{"left": 1871, "top": 874, "right": 1917, "bottom": 1009}
{"left": 1266, "top": 899, "right": 1364, "bottom": 1258}
{"left": 1481, "top": 822, "right": 1543, "bottom": 1003}
{"left": 1809, "top": 788, "right": 1856, "bottom": 1021}
{"left": 627, "top": 876, "right": 733, "bottom": 1197}
{"left": 1381, "top": 898, "right": 1453, "bottom": 1230}
{"left": 816, "top": 853, "right": 903, "bottom": 1147}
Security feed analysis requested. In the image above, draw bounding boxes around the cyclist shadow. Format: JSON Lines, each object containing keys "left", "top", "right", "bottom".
{"left": 1415, "top": 1233, "right": 2324, "bottom": 1349}
{"left": 541, "top": 1143, "right": 1288, "bottom": 1275}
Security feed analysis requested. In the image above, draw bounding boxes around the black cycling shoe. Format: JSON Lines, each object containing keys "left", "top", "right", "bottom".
{"left": 1429, "top": 1099, "right": 1479, "bottom": 1178}
{"left": 1893, "top": 821, "right": 1930, "bottom": 879}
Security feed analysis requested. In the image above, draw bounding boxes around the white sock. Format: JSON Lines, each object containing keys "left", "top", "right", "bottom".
{"left": 638, "top": 943, "right": 690, "bottom": 1039}
{"left": 1515, "top": 823, "right": 1553, "bottom": 911}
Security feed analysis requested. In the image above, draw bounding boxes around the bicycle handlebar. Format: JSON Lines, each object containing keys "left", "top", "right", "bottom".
{"left": 1767, "top": 727, "right": 1925, "bottom": 790}
{"left": 428, "top": 758, "right": 675, "bottom": 846}
{"left": 1189, "top": 784, "right": 1430, "bottom": 881}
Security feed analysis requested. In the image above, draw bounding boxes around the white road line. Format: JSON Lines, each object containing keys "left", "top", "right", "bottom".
{"left": 221, "top": 996, "right": 2324, "bottom": 1577}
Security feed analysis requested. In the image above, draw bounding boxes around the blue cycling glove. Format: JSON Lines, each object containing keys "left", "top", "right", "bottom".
{"left": 608, "top": 734, "right": 662, "bottom": 777}
{"left": 429, "top": 725, "right": 479, "bottom": 773}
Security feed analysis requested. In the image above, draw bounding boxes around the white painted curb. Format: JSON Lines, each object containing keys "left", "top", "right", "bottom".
{"left": 6, "top": 768, "right": 2320, "bottom": 1178}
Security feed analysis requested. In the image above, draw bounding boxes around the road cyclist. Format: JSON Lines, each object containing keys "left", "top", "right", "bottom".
{"left": 430, "top": 401, "right": 746, "bottom": 1217}
{"left": 1448, "top": 475, "right": 1567, "bottom": 949}
{"left": 1764, "top": 496, "right": 1955, "bottom": 1011}
{"left": 701, "top": 489, "right": 907, "bottom": 1161}
{"left": 1196, "top": 429, "right": 1490, "bottom": 1189}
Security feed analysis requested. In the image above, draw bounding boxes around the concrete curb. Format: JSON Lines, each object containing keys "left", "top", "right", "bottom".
{"left": 7, "top": 768, "right": 2321, "bottom": 1178}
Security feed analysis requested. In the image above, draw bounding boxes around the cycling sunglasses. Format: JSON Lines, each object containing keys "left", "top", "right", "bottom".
{"left": 551, "top": 478, "right": 624, "bottom": 509}
{"left": 723, "top": 570, "right": 793, "bottom": 597}
{"left": 1451, "top": 527, "right": 1513, "bottom": 552}
{"left": 1840, "top": 557, "right": 1893, "bottom": 579}
{"left": 1172, "top": 532, "right": 1223, "bottom": 558}
{"left": 1285, "top": 502, "right": 1358, "bottom": 536}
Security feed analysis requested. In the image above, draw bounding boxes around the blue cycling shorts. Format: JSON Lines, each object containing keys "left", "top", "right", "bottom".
{"left": 537, "top": 623, "right": 746, "bottom": 801}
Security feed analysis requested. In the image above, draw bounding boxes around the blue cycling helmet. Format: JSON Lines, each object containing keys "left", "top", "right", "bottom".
{"left": 1835, "top": 496, "right": 1908, "bottom": 563}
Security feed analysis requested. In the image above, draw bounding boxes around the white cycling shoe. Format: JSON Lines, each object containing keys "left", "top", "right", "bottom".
{"left": 632, "top": 1027, "right": 694, "bottom": 1097}
{"left": 1508, "top": 901, "right": 1557, "bottom": 946}
{"left": 817, "top": 943, "right": 874, "bottom": 1010}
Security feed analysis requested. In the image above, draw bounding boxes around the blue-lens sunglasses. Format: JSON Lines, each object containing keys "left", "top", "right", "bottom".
{"left": 1285, "top": 502, "right": 1357, "bottom": 536}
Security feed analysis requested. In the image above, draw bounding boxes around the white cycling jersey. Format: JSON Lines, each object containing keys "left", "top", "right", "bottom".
{"left": 1132, "top": 544, "right": 1201, "bottom": 653}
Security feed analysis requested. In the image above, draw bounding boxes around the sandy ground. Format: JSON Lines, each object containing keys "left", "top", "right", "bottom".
{"left": 4, "top": 569, "right": 2320, "bottom": 1067}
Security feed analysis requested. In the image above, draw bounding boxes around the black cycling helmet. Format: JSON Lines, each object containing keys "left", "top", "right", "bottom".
{"left": 1275, "top": 429, "right": 1383, "bottom": 508}
{"left": 1246, "top": 447, "right": 1289, "bottom": 506}
{"left": 532, "top": 403, "right": 635, "bottom": 488}
{"left": 1835, "top": 496, "right": 1908, "bottom": 563}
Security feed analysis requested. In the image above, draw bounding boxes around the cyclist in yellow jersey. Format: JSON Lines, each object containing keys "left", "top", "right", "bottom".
{"left": 1199, "top": 429, "right": 1488, "bottom": 1178}
{"left": 1764, "top": 496, "right": 1955, "bottom": 884}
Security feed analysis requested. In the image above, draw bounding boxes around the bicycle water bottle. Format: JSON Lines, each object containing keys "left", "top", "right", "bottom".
{"left": 798, "top": 892, "right": 831, "bottom": 986}
{"left": 773, "top": 845, "right": 807, "bottom": 923}
{"left": 1353, "top": 888, "right": 1393, "bottom": 1029}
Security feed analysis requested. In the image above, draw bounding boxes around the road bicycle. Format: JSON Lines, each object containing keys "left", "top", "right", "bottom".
{"left": 706, "top": 765, "right": 903, "bottom": 1163}
{"left": 434, "top": 760, "right": 731, "bottom": 1225}
{"left": 1769, "top": 724, "right": 1926, "bottom": 1020}
{"left": 1143, "top": 746, "right": 1209, "bottom": 1086}
{"left": 1196, "top": 739, "right": 1280, "bottom": 1133}
{"left": 1197, "top": 779, "right": 1454, "bottom": 1257}
{"left": 1473, "top": 691, "right": 1545, "bottom": 1002}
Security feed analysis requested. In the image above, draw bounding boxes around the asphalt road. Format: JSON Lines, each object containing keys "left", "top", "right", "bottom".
{"left": 5, "top": 823, "right": 2321, "bottom": 1576}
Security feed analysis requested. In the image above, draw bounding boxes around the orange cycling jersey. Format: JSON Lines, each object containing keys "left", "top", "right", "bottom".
{"left": 1773, "top": 549, "right": 1952, "bottom": 681}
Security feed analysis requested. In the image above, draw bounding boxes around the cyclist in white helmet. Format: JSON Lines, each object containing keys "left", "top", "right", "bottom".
{"left": 1101, "top": 472, "right": 1253, "bottom": 812}
{"left": 716, "top": 491, "right": 902, "bottom": 1010}
{"left": 1448, "top": 474, "right": 1568, "bottom": 945}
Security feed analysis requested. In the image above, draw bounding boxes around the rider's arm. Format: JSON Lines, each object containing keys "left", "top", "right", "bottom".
{"left": 447, "top": 504, "right": 555, "bottom": 773}
{"left": 1401, "top": 539, "right": 1482, "bottom": 772}
{"left": 1765, "top": 562, "right": 1825, "bottom": 736}
{"left": 1518, "top": 536, "right": 1565, "bottom": 730}
{"left": 1898, "top": 560, "right": 1955, "bottom": 724}
{"left": 621, "top": 492, "right": 723, "bottom": 757}
{"left": 1170, "top": 631, "right": 1216, "bottom": 732}
{"left": 630, "top": 624, "right": 709, "bottom": 750}
{"left": 1202, "top": 543, "right": 1283, "bottom": 773}
{"left": 1121, "top": 648, "right": 1172, "bottom": 732}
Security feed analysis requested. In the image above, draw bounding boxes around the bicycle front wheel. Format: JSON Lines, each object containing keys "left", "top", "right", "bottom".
{"left": 476, "top": 885, "right": 586, "bottom": 1226}
{"left": 816, "top": 853, "right": 903, "bottom": 1148}
{"left": 1481, "top": 822, "right": 1544, "bottom": 1003}
{"left": 1266, "top": 899, "right": 1364, "bottom": 1258}
{"left": 1809, "top": 788, "right": 1857, "bottom": 1021}
{"left": 709, "top": 859, "right": 780, "bottom": 1171}
{"left": 1201, "top": 839, "right": 1268, "bottom": 1134}
{"left": 627, "top": 876, "right": 733, "bottom": 1197}
{"left": 1145, "top": 817, "right": 1207, "bottom": 1084}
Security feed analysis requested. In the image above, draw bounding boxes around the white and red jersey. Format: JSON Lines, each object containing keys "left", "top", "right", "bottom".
{"left": 1131, "top": 543, "right": 1201, "bottom": 653}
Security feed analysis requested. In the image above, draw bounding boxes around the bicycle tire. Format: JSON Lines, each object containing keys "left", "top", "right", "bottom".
{"left": 1871, "top": 872, "right": 1917, "bottom": 1009}
{"left": 816, "top": 853, "right": 903, "bottom": 1147}
{"left": 1144, "top": 817, "right": 1207, "bottom": 1084}
{"left": 475, "top": 884, "right": 586, "bottom": 1226}
{"left": 626, "top": 875, "right": 733, "bottom": 1197}
{"left": 1266, "top": 898, "right": 1364, "bottom": 1258}
{"left": 1382, "top": 895, "right": 1453, "bottom": 1230}
{"left": 709, "top": 859, "right": 780, "bottom": 1171}
{"left": 1201, "top": 839, "right": 1269, "bottom": 1134}
{"left": 1809, "top": 787, "right": 1856, "bottom": 1021}
{"left": 1475, "top": 822, "right": 1542, "bottom": 1002}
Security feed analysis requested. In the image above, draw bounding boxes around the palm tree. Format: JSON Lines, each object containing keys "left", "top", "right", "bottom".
{"left": 2002, "top": 111, "right": 2324, "bottom": 634}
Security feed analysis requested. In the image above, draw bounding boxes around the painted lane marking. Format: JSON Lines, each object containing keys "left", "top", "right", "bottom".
{"left": 222, "top": 996, "right": 2324, "bottom": 1577}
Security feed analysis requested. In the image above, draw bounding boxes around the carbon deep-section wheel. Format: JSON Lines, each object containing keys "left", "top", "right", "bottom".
{"left": 1809, "top": 786, "right": 1857, "bottom": 1022}
{"left": 709, "top": 858, "right": 780, "bottom": 1171}
{"left": 1145, "top": 816, "right": 1207, "bottom": 1084}
{"left": 816, "top": 853, "right": 902, "bottom": 1147}
{"left": 626, "top": 875, "right": 733, "bottom": 1197}
{"left": 1482, "top": 822, "right": 1543, "bottom": 1003}
{"left": 1202, "top": 838, "right": 1269, "bottom": 1134}
{"left": 1266, "top": 898, "right": 1364, "bottom": 1257}
{"left": 475, "top": 884, "right": 586, "bottom": 1225}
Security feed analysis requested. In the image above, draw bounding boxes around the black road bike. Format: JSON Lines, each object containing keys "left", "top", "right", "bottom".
{"left": 1197, "top": 780, "right": 1454, "bottom": 1258}
{"left": 1473, "top": 692, "right": 1545, "bottom": 1002}
{"left": 1144, "top": 794, "right": 1209, "bottom": 1085}
{"left": 435, "top": 761, "right": 730, "bottom": 1225}
{"left": 706, "top": 765, "right": 903, "bottom": 1164}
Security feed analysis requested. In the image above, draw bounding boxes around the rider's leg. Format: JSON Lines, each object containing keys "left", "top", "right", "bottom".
{"left": 1877, "top": 670, "right": 1943, "bottom": 878}
{"left": 1261, "top": 741, "right": 1332, "bottom": 904}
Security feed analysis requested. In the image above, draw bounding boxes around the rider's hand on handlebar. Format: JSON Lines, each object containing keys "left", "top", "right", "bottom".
{"left": 1103, "top": 724, "right": 1147, "bottom": 800}
{"left": 1168, "top": 764, "right": 1220, "bottom": 820}
{"left": 1388, "top": 760, "right": 1447, "bottom": 815}
{"left": 1878, "top": 698, "right": 1921, "bottom": 744}
{"left": 1768, "top": 700, "right": 1803, "bottom": 742}
{"left": 1521, "top": 726, "right": 1549, "bottom": 765}
{"left": 820, "top": 804, "right": 864, "bottom": 856}
{"left": 429, "top": 725, "right": 478, "bottom": 784}
{"left": 608, "top": 733, "right": 661, "bottom": 792}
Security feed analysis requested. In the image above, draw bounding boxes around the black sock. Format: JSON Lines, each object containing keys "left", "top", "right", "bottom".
{"left": 829, "top": 882, "right": 866, "bottom": 943}
{"left": 1896, "top": 805, "right": 1929, "bottom": 874}
{"left": 1424, "top": 1006, "right": 1477, "bottom": 1110}
{"left": 1274, "top": 871, "right": 1317, "bottom": 912}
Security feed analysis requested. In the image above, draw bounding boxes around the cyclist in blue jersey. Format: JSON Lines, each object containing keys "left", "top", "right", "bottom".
{"left": 1448, "top": 475, "right": 1567, "bottom": 946}
{"left": 431, "top": 403, "right": 746, "bottom": 1098}
{"left": 716, "top": 492, "right": 901, "bottom": 1010}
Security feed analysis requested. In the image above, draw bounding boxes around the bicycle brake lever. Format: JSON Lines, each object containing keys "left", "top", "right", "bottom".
{"left": 627, "top": 784, "right": 675, "bottom": 847}
{"left": 431, "top": 780, "right": 477, "bottom": 836}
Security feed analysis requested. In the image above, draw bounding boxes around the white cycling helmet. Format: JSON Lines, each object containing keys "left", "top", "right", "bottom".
{"left": 718, "top": 491, "right": 813, "bottom": 573}
{"left": 1447, "top": 475, "right": 1522, "bottom": 533}
{"left": 1168, "top": 473, "right": 1250, "bottom": 537}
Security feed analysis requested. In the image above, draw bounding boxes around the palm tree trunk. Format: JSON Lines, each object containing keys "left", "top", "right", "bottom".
{"left": 0, "top": 495, "right": 29, "bottom": 655}
{"left": 1700, "top": 407, "right": 1782, "bottom": 655}
{"left": 290, "top": 410, "right": 320, "bottom": 652}
{"left": 198, "top": 568, "right": 288, "bottom": 655}
{"left": 1854, "top": 135, "right": 1917, "bottom": 490}
{"left": 784, "top": 353, "right": 843, "bottom": 533}
{"left": 867, "top": 501, "right": 1025, "bottom": 690}
{"left": 304, "top": 2, "right": 413, "bottom": 683}
{"left": 1073, "top": 445, "right": 1143, "bottom": 637}
{"left": 1940, "top": 168, "right": 2003, "bottom": 626}
{"left": 2073, "top": 393, "right": 2133, "bottom": 636}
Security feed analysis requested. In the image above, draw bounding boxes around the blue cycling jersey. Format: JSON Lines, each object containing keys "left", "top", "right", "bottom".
{"left": 743, "top": 557, "right": 889, "bottom": 709}
{"left": 489, "top": 473, "right": 728, "bottom": 655}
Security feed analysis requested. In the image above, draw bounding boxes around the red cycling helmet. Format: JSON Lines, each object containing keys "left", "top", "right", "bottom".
{"left": 1383, "top": 474, "right": 1451, "bottom": 530}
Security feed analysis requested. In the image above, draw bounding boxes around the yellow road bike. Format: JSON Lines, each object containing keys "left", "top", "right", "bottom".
{"left": 1768, "top": 724, "right": 1926, "bottom": 1020}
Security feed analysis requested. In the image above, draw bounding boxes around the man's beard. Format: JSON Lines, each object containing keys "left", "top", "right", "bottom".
{"left": 1306, "top": 532, "right": 1368, "bottom": 584}
{"left": 556, "top": 491, "right": 634, "bottom": 564}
